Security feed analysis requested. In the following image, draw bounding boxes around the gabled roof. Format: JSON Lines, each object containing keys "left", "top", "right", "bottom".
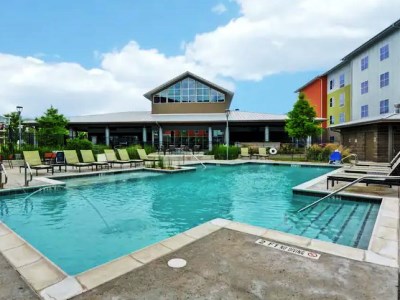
{"left": 143, "top": 71, "right": 234, "bottom": 102}
{"left": 330, "top": 113, "right": 400, "bottom": 129}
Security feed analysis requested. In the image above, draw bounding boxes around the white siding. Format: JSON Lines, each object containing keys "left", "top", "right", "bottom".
{"left": 351, "top": 30, "right": 400, "bottom": 120}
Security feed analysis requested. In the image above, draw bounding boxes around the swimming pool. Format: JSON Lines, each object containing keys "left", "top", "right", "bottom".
{"left": 0, "top": 164, "right": 379, "bottom": 275}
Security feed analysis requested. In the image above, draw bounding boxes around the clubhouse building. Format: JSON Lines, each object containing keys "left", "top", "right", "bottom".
{"left": 67, "top": 72, "right": 291, "bottom": 151}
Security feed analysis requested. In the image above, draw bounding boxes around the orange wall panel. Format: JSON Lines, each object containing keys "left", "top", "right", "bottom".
{"left": 300, "top": 76, "right": 327, "bottom": 128}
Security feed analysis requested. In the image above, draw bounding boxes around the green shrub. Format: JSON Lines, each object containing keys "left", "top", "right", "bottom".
{"left": 158, "top": 156, "right": 165, "bottom": 169}
{"left": 65, "top": 138, "right": 93, "bottom": 151}
{"left": 306, "top": 143, "right": 352, "bottom": 162}
{"left": 92, "top": 144, "right": 110, "bottom": 155}
{"left": 212, "top": 145, "right": 240, "bottom": 160}
{"left": 126, "top": 145, "right": 142, "bottom": 159}
{"left": 144, "top": 145, "right": 156, "bottom": 155}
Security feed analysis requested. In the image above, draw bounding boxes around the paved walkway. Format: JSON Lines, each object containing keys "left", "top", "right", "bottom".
{"left": 0, "top": 251, "right": 38, "bottom": 299}
{"left": 74, "top": 229, "right": 397, "bottom": 300}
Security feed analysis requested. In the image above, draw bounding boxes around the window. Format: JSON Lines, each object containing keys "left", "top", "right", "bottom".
{"left": 380, "top": 99, "right": 389, "bottom": 114}
{"left": 339, "top": 112, "right": 345, "bottom": 123}
{"left": 380, "top": 44, "right": 389, "bottom": 61}
{"left": 329, "top": 136, "right": 335, "bottom": 143}
{"left": 361, "top": 56, "right": 368, "bottom": 70}
{"left": 361, "top": 81, "right": 368, "bottom": 94}
{"left": 329, "top": 115, "right": 335, "bottom": 125}
{"left": 380, "top": 72, "right": 389, "bottom": 88}
{"left": 329, "top": 97, "right": 335, "bottom": 107}
{"left": 361, "top": 105, "right": 369, "bottom": 118}
{"left": 153, "top": 77, "right": 225, "bottom": 104}
{"left": 339, "top": 74, "right": 345, "bottom": 87}
{"left": 339, "top": 93, "right": 345, "bottom": 107}
{"left": 329, "top": 79, "right": 335, "bottom": 90}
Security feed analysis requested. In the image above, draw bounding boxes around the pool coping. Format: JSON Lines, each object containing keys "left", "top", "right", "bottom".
{"left": 0, "top": 161, "right": 398, "bottom": 299}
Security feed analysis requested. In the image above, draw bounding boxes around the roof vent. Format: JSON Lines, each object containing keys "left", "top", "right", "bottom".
{"left": 394, "top": 103, "right": 400, "bottom": 114}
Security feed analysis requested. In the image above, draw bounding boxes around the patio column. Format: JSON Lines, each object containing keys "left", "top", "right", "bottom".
{"left": 151, "top": 129, "right": 155, "bottom": 146}
{"left": 264, "top": 126, "right": 270, "bottom": 142}
{"left": 208, "top": 127, "right": 212, "bottom": 151}
{"left": 105, "top": 126, "right": 110, "bottom": 146}
{"left": 69, "top": 128, "right": 74, "bottom": 139}
{"left": 33, "top": 127, "right": 38, "bottom": 147}
{"left": 307, "top": 136, "right": 312, "bottom": 147}
{"left": 388, "top": 125, "right": 393, "bottom": 160}
{"left": 158, "top": 126, "right": 163, "bottom": 147}
{"left": 142, "top": 127, "right": 147, "bottom": 144}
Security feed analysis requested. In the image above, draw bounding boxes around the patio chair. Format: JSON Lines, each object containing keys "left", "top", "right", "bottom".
{"left": 239, "top": 147, "right": 251, "bottom": 159}
{"left": 354, "top": 150, "right": 400, "bottom": 168}
{"left": 117, "top": 149, "right": 143, "bottom": 167}
{"left": 253, "top": 147, "right": 269, "bottom": 160}
{"left": 64, "top": 150, "right": 93, "bottom": 172}
{"left": 193, "top": 145, "right": 201, "bottom": 154}
{"left": 327, "top": 158, "right": 400, "bottom": 189}
{"left": 104, "top": 149, "right": 133, "bottom": 168}
{"left": 137, "top": 149, "right": 159, "bottom": 166}
{"left": 21, "top": 151, "right": 54, "bottom": 176}
{"left": 80, "top": 150, "right": 110, "bottom": 170}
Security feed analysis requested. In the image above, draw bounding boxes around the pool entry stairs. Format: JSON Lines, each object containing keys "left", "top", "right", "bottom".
{"left": 278, "top": 199, "right": 379, "bottom": 249}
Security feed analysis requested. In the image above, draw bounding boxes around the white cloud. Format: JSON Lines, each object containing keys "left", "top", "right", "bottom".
{"left": 0, "top": 0, "right": 399, "bottom": 117}
{"left": 212, "top": 3, "right": 227, "bottom": 15}
{"left": 185, "top": 0, "right": 400, "bottom": 80}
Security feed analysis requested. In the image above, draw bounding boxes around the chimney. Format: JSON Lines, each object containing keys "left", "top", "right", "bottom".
{"left": 395, "top": 103, "right": 400, "bottom": 114}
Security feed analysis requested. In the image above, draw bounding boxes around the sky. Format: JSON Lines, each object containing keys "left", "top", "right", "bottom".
{"left": 0, "top": 0, "right": 399, "bottom": 118}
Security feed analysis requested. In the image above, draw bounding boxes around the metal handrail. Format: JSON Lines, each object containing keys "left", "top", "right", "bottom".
{"left": 191, "top": 154, "right": 206, "bottom": 169}
{"left": 297, "top": 175, "right": 400, "bottom": 213}
{"left": 341, "top": 154, "right": 358, "bottom": 165}
{"left": 0, "top": 164, "right": 8, "bottom": 187}
{"left": 24, "top": 162, "right": 33, "bottom": 187}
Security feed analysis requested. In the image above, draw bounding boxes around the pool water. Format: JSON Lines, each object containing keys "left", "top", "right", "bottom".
{"left": 0, "top": 164, "right": 379, "bottom": 275}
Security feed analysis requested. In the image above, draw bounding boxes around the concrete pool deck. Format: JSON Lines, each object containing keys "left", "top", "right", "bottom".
{"left": 72, "top": 228, "right": 398, "bottom": 300}
{"left": 0, "top": 160, "right": 399, "bottom": 299}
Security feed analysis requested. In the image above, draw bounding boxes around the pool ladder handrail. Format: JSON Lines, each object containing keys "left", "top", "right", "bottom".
{"left": 341, "top": 153, "right": 358, "bottom": 165}
{"left": 190, "top": 153, "right": 206, "bottom": 169}
{"left": 0, "top": 164, "right": 8, "bottom": 189}
{"left": 297, "top": 174, "right": 400, "bottom": 213}
{"left": 24, "top": 162, "right": 33, "bottom": 187}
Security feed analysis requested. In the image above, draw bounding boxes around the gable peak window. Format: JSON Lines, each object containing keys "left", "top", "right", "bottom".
{"left": 153, "top": 77, "right": 225, "bottom": 104}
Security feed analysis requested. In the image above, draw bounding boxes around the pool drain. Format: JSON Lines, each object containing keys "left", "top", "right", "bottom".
{"left": 168, "top": 258, "right": 187, "bottom": 268}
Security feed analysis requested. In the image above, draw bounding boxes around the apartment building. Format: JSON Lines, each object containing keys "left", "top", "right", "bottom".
{"left": 297, "top": 18, "right": 400, "bottom": 161}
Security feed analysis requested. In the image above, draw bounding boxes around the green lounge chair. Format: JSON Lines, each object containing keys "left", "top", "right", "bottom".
{"left": 253, "top": 147, "right": 269, "bottom": 160}
{"left": 104, "top": 149, "right": 132, "bottom": 168}
{"left": 239, "top": 147, "right": 251, "bottom": 159}
{"left": 117, "top": 149, "right": 143, "bottom": 167}
{"left": 64, "top": 150, "right": 93, "bottom": 172}
{"left": 327, "top": 158, "right": 400, "bottom": 189}
{"left": 80, "top": 150, "right": 109, "bottom": 170}
{"left": 137, "top": 149, "right": 159, "bottom": 166}
{"left": 22, "top": 151, "right": 54, "bottom": 176}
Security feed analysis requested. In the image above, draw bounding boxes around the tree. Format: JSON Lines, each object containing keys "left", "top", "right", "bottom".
{"left": 4, "top": 112, "right": 21, "bottom": 143}
{"left": 35, "top": 106, "right": 69, "bottom": 147}
{"left": 285, "top": 92, "right": 322, "bottom": 146}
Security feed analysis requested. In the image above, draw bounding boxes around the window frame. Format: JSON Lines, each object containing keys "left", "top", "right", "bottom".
{"left": 380, "top": 99, "right": 389, "bottom": 114}
{"left": 361, "top": 105, "right": 369, "bottom": 118}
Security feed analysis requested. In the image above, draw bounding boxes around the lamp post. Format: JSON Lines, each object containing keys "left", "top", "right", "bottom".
{"left": 225, "top": 109, "right": 230, "bottom": 160}
{"left": 16, "top": 106, "right": 23, "bottom": 150}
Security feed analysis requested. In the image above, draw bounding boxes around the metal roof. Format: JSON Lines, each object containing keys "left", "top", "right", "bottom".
{"left": 63, "top": 110, "right": 287, "bottom": 125}
{"left": 330, "top": 113, "right": 400, "bottom": 129}
{"left": 143, "top": 71, "right": 234, "bottom": 103}
{"left": 294, "top": 75, "right": 325, "bottom": 93}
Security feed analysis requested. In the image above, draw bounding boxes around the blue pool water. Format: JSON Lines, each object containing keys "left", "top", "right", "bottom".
{"left": 0, "top": 164, "right": 379, "bottom": 275}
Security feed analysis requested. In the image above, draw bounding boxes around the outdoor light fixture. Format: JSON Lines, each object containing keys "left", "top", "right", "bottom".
{"left": 16, "top": 106, "right": 23, "bottom": 149}
{"left": 225, "top": 109, "right": 231, "bottom": 160}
